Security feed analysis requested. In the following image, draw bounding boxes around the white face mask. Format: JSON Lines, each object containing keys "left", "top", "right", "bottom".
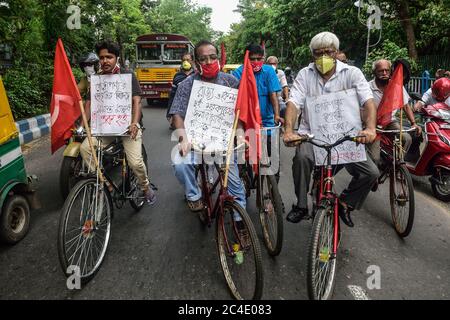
{"left": 84, "top": 65, "right": 95, "bottom": 77}
{"left": 271, "top": 64, "right": 277, "bottom": 71}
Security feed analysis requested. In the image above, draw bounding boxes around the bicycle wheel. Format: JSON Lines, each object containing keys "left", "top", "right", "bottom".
{"left": 389, "top": 164, "right": 415, "bottom": 237}
{"left": 128, "top": 144, "right": 148, "bottom": 211}
{"left": 307, "top": 204, "right": 337, "bottom": 300}
{"left": 57, "top": 178, "right": 112, "bottom": 284}
{"left": 258, "top": 174, "right": 284, "bottom": 256}
{"left": 216, "top": 201, "right": 263, "bottom": 300}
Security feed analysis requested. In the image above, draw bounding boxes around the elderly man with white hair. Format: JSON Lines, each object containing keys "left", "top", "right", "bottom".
{"left": 283, "top": 31, "right": 379, "bottom": 227}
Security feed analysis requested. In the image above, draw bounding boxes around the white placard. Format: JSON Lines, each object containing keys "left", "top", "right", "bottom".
{"left": 90, "top": 74, "right": 132, "bottom": 136}
{"left": 306, "top": 88, "right": 367, "bottom": 165}
{"left": 184, "top": 80, "right": 238, "bottom": 153}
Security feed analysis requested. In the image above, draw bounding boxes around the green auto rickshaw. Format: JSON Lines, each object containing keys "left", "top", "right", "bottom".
{"left": 0, "top": 76, "right": 39, "bottom": 244}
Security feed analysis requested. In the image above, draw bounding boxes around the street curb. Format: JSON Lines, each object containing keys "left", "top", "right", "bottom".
{"left": 15, "top": 113, "right": 50, "bottom": 145}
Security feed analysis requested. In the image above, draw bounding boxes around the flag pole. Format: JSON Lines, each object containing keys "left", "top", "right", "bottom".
{"left": 78, "top": 100, "right": 105, "bottom": 183}
{"left": 223, "top": 109, "right": 240, "bottom": 189}
{"left": 399, "top": 106, "right": 403, "bottom": 159}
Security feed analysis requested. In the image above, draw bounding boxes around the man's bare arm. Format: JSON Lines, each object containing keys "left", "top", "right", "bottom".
{"left": 359, "top": 98, "right": 377, "bottom": 144}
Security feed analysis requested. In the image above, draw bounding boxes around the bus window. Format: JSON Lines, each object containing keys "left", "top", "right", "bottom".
{"left": 137, "top": 44, "right": 161, "bottom": 61}
{"left": 163, "top": 44, "right": 189, "bottom": 62}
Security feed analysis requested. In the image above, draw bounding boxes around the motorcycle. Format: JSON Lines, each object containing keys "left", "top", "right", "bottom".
{"left": 59, "top": 122, "right": 86, "bottom": 199}
{"left": 405, "top": 94, "right": 450, "bottom": 202}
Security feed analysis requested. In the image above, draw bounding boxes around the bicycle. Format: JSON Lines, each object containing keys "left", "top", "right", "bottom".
{"left": 374, "top": 127, "right": 416, "bottom": 237}
{"left": 57, "top": 136, "right": 149, "bottom": 284}
{"left": 240, "top": 125, "right": 285, "bottom": 256}
{"left": 193, "top": 143, "right": 264, "bottom": 300}
{"left": 295, "top": 133, "right": 362, "bottom": 300}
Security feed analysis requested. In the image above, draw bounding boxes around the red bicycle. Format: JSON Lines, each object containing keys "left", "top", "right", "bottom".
{"left": 297, "top": 134, "right": 363, "bottom": 300}
{"left": 193, "top": 143, "right": 264, "bottom": 300}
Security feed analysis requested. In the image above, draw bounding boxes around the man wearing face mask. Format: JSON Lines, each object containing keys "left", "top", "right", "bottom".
{"left": 283, "top": 31, "right": 379, "bottom": 227}
{"left": 168, "top": 40, "right": 246, "bottom": 214}
{"left": 266, "top": 56, "right": 289, "bottom": 118}
{"left": 80, "top": 41, "right": 156, "bottom": 205}
{"left": 367, "top": 59, "right": 421, "bottom": 166}
{"left": 233, "top": 45, "right": 282, "bottom": 127}
{"left": 167, "top": 52, "right": 195, "bottom": 129}
{"left": 77, "top": 52, "right": 99, "bottom": 99}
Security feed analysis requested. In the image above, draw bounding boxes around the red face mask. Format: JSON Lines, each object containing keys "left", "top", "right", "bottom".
{"left": 251, "top": 61, "right": 264, "bottom": 73}
{"left": 199, "top": 60, "right": 220, "bottom": 79}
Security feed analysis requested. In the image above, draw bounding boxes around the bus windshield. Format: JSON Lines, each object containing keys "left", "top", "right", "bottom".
{"left": 162, "top": 43, "right": 189, "bottom": 62}
{"left": 137, "top": 44, "right": 161, "bottom": 61}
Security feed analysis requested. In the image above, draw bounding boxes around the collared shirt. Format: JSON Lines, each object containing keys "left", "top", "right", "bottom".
{"left": 288, "top": 60, "right": 373, "bottom": 134}
{"left": 168, "top": 72, "right": 240, "bottom": 119}
{"left": 233, "top": 64, "right": 281, "bottom": 127}
{"left": 369, "top": 79, "right": 410, "bottom": 121}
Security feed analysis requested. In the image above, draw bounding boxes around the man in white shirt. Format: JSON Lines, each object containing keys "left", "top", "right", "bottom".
{"left": 367, "top": 59, "right": 421, "bottom": 164}
{"left": 266, "top": 56, "right": 290, "bottom": 118}
{"left": 283, "top": 31, "right": 379, "bottom": 227}
{"left": 414, "top": 69, "right": 447, "bottom": 111}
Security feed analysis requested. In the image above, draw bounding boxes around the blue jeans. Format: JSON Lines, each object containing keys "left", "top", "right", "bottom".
{"left": 172, "top": 151, "right": 246, "bottom": 212}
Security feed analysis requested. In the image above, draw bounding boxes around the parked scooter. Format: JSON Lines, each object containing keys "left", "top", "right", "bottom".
{"left": 406, "top": 93, "right": 450, "bottom": 202}
{"left": 59, "top": 121, "right": 86, "bottom": 199}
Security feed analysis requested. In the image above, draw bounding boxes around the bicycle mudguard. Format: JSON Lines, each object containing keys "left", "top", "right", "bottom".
{"left": 63, "top": 142, "right": 81, "bottom": 158}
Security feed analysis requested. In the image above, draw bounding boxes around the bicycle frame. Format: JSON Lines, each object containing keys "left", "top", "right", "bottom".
{"left": 313, "top": 157, "right": 339, "bottom": 257}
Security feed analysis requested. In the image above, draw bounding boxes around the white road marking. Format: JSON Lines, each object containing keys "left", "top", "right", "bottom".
{"left": 347, "top": 285, "right": 370, "bottom": 300}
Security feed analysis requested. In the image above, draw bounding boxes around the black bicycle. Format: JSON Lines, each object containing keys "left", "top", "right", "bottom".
{"left": 57, "top": 136, "right": 150, "bottom": 284}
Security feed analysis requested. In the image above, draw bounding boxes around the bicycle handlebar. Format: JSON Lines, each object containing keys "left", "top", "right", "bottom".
{"left": 376, "top": 127, "right": 417, "bottom": 134}
{"left": 291, "top": 134, "right": 365, "bottom": 149}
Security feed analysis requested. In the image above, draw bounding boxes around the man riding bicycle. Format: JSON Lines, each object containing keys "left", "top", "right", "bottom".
{"left": 79, "top": 40, "right": 156, "bottom": 205}
{"left": 168, "top": 40, "right": 246, "bottom": 214}
{"left": 283, "top": 31, "right": 379, "bottom": 227}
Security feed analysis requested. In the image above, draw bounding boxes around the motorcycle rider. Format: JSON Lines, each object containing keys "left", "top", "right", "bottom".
{"left": 77, "top": 52, "right": 100, "bottom": 99}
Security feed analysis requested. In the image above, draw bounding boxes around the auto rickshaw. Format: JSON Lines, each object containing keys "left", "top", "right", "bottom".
{"left": 0, "top": 76, "right": 39, "bottom": 244}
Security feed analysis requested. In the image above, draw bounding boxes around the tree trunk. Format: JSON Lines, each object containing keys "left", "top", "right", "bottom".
{"left": 396, "top": 0, "right": 418, "bottom": 60}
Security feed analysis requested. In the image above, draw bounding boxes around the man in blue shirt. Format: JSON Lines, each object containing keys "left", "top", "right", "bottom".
{"left": 232, "top": 44, "right": 282, "bottom": 127}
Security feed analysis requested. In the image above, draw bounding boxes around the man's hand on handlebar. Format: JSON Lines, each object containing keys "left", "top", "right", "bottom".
{"left": 178, "top": 136, "right": 191, "bottom": 157}
{"left": 411, "top": 123, "right": 422, "bottom": 136}
{"left": 275, "top": 115, "right": 285, "bottom": 125}
{"left": 356, "top": 128, "right": 376, "bottom": 144}
{"left": 129, "top": 123, "right": 140, "bottom": 140}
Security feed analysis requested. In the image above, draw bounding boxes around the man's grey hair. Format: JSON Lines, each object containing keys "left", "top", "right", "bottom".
{"left": 372, "top": 59, "right": 392, "bottom": 72}
{"left": 309, "top": 32, "right": 340, "bottom": 54}
{"left": 266, "top": 56, "right": 279, "bottom": 64}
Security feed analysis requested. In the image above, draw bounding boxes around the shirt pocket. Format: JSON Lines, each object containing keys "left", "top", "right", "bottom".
{"left": 258, "top": 80, "right": 269, "bottom": 97}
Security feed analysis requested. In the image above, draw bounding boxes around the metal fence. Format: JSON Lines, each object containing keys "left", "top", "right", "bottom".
{"left": 407, "top": 71, "right": 435, "bottom": 95}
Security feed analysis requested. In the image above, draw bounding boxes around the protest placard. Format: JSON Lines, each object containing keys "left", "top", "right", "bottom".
{"left": 306, "top": 88, "right": 366, "bottom": 165}
{"left": 184, "top": 80, "right": 238, "bottom": 153}
{"left": 90, "top": 74, "right": 132, "bottom": 136}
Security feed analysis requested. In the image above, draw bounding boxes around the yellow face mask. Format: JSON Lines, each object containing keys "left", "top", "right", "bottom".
{"left": 315, "top": 55, "right": 335, "bottom": 74}
{"left": 182, "top": 60, "right": 192, "bottom": 71}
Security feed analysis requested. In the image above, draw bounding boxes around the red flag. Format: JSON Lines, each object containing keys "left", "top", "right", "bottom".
{"left": 235, "top": 50, "right": 262, "bottom": 171}
{"left": 220, "top": 42, "right": 226, "bottom": 71}
{"left": 377, "top": 63, "right": 404, "bottom": 128}
{"left": 50, "top": 38, "right": 82, "bottom": 154}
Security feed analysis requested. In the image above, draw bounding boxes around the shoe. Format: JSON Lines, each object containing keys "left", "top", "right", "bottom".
{"left": 338, "top": 202, "right": 354, "bottom": 227}
{"left": 187, "top": 199, "right": 204, "bottom": 212}
{"left": 143, "top": 188, "right": 156, "bottom": 205}
{"left": 286, "top": 205, "right": 309, "bottom": 223}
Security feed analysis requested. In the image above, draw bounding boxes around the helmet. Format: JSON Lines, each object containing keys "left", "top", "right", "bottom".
{"left": 78, "top": 52, "right": 99, "bottom": 70}
{"left": 431, "top": 77, "right": 450, "bottom": 102}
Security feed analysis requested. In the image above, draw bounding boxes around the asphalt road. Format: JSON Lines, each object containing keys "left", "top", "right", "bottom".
{"left": 1, "top": 103, "right": 449, "bottom": 300}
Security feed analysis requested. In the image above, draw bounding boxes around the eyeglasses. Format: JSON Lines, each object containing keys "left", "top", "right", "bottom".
{"left": 249, "top": 56, "right": 265, "bottom": 62}
{"left": 312, "top": 49, "right": 336, "bottom": 57}
{"left": 197, "top": 54, "right": 218, "bottom": 63}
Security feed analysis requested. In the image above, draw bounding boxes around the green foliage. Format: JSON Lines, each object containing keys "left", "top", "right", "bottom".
{"left": 362, "top": 40, "right": 417, "bottom": 78}
{"left": 0, "top": 0, "right": 214, "bottom": 119}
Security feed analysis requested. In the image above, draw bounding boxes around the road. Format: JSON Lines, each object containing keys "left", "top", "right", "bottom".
{"left": 1, "top": 103, "right": 449, "bottom": 300}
